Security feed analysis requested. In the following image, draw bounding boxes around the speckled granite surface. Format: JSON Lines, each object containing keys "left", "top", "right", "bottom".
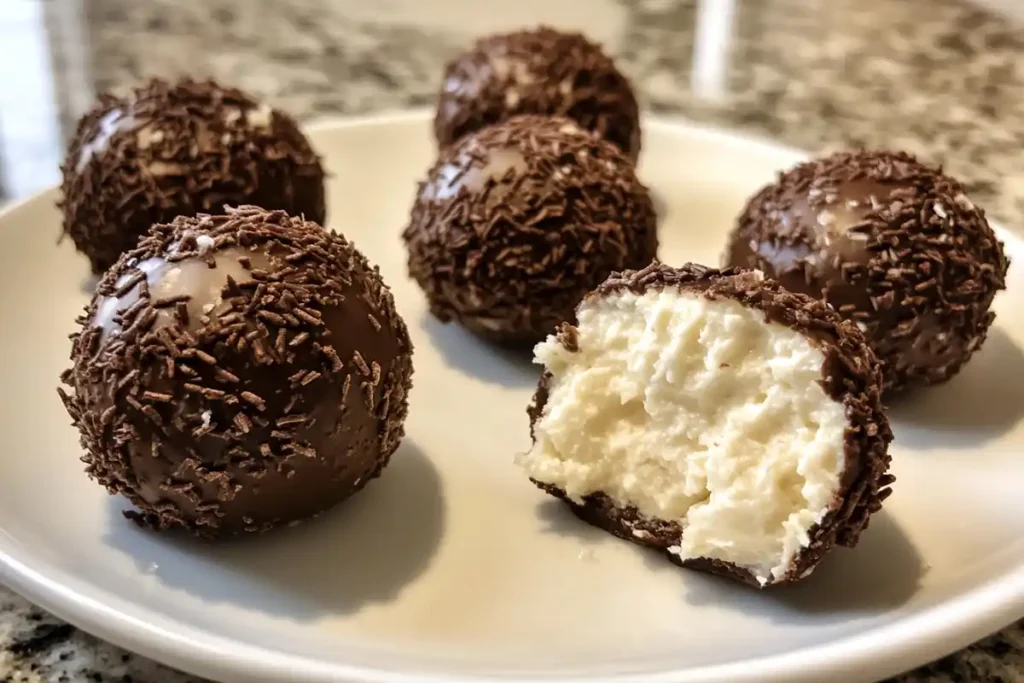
{"left": 3, "top": 0, "right": 1024, "bottom": 680}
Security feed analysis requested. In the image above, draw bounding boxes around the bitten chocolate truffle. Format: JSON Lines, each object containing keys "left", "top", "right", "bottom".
{"left": 58, "top": 206, "right": 413, "bottom": 537}
{"left": 403, "top": 115, "right": 658, "bottom": 346}
{"left": 434, "top": 27, "right": 641, "bottom": 160}
{"left": 518, "top": 262, "right": 893, "bottom": 588}
{"left": 725, "top": 149, "right": 1010, "bottom": 393}
{"left": 60, "top": 78, "right": 326, "bottom": 275}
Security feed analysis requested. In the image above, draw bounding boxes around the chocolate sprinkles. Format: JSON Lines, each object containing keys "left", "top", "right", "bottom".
{"left": 57, "top": 77, "right": 326, "bottom": 275}
{"left": 527, "top": 262, "right": 894, "bottom": 589}
{"left": 404, "top": 114, "right": 657, "bottom": 346}
{"left": 725, "top": 149, "right": 1010, "bottom": 393}
{"left": 435, "top": 26, "right": 641, "bottom": 160}
{"left": 59, "top": 206, "right": 414, "bottom": 538}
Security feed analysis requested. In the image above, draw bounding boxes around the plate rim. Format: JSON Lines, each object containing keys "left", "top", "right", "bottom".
{"left": 1, "top": 109, "right": 1022, "bottom": 683}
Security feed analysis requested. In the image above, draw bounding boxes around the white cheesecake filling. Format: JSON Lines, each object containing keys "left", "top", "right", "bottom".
{"left": 518, "top": 288, "right": 848, "bottom": 585}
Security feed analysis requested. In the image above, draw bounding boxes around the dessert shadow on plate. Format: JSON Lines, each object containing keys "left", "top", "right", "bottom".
{"left": 79, "top": 272, "right": 101, "bottom": 294}
{"left": 102, "top": 440, "right": 444, "bottom": 620}
{"left": 650, "top": 188, "right": 669, "bottom": 222}
{"left": 888, "top": 327, "right": 1024, "bottom": 448}
{"left": 420, "top": 313, "right": 541, "bottom": 388}
{"left": 730, "top": 512, "right": 922, "bottom": 615}
{"left": 537, "top": 500, "right": 923, "bottom": 616}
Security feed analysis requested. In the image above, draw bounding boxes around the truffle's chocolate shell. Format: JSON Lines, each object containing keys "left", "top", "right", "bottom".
{"left": 404, "top": 114, "right": 658, "bottom": 345}
{"left": 527, "top": 262, "right": 894, "bottom": 587}
{"left": 434, "top": 27, "right": 641, "bottom": 160}
{"left": 60, "top": 78, "right": 326, "bottom": 275}
{"left": 59, "top": 206, "right": 413, "bottom": 537}
{"left": 725, "top": 149, "right": 1010, "bottom": 393}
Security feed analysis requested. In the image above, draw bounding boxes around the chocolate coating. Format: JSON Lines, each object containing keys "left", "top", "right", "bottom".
{"left": 60, "top": 78, "right": 326, "bottom": 275}
{"left": 725, "top": 149, "right": 1010, "bottom": 393}
{"left": 403, "top": 115, "right": 658, "bottom": 345}
{"left": 58, "top": 206, "right": 413, "bottom": 537}
{"left": 434, "top": 27, "right": 641, "bottom": 160}
{"left": 527, "top": 262, "right": 894, "bottom": 588}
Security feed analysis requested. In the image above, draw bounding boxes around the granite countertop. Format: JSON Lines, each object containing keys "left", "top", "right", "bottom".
{"left": 2, "top": 0, "right": 1024, "bottom": 680}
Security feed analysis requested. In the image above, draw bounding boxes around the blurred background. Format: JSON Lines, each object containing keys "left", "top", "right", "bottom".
{"left": 2, "top": 0, "right": 1024, "bottom": 224}
{"left": 1, "top": 1, "right": 1024, "bottom": 681}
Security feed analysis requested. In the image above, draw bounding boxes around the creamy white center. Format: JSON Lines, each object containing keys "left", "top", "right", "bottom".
{"left": 517, "top": 288, "right": 848, "bottom": 585}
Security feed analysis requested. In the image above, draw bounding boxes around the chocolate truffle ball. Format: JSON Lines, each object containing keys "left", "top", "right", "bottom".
{"left": 434, "top": 27, "right": 641, "bottom": 160}
{"left": 518, "top": 262, "right": 893, "bottom": 588}
{"left": 403, "top": 115, "right": 658, "bottom": 345}
{"left": 725, "top": 149, "right": 1010, "bottom": 393}
{"left": 59, "top": 78, "right": 326, "bottom": 275}
{"left": 58, "top": 206, "right": 413, "bottom": 537}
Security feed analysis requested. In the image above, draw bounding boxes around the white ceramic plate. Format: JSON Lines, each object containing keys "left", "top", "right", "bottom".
{"left": 1, "top": 111, "right": 1023, "bottom": 683}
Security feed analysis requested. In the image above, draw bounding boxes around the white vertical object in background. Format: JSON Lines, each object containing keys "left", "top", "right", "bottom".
{"left": 691, "top": 0, "right": 737, "bottom": 102}
{"left": 0, "top": 0, "right": 64, "bottom": 199}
